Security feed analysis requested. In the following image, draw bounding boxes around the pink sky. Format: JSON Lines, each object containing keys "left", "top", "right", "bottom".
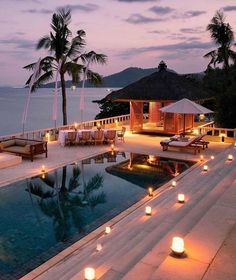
{"left": 1, "top": 0, "right": 236, "bottom": 86}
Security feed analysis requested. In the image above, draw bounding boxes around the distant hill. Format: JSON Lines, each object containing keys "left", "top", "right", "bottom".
{"left": 42, "top": 67, "right": 159, "bottom": 88}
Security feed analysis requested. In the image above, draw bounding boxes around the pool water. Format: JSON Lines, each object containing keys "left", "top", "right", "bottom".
{"left": 0, "top": 152, "right": 195, "bottom": 279}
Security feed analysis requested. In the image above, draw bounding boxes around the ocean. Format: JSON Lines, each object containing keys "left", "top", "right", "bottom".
{"left": 0, "top": 87, "right": 112, "bottom": 136}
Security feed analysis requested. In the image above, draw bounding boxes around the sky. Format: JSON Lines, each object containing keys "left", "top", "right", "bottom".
{"left": 0, "top": 0, "right": 236, "bottom": 87}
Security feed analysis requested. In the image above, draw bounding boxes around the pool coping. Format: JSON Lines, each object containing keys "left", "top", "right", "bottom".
{"left": 19, "top": 153, "right": 202, "bottom": 280}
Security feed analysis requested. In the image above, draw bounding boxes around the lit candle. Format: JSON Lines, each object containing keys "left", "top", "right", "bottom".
{"left": 145, "top": 206, "right": 152, "bottom": 216}
{"left": 84, "top": 267, "right": 96, "bottom": 280}
{"left": 148, "top": 187, "right": 153, "bottom": 197}
{"left": 105, "top": 226, "right": 111, "bottom": 234}
{"left": 74, "top": 122, "right": 78, "bottom": 130}
{"left": 41, "top": 165, "right": 45, "bottom": 173}
{"left": 203, "top": 165, "right": 208, "bottom": 172}
{"left": 172, "top": 180, "right": 176, "bottom": 187}
{"left": 96, "top": 243, "right": 102, "bottom": 252}
{"left": 211, "top": 155, "right": 215, "bottom": 160}
{"left": 228, "top": 154, "right": 233, "bottom": 161}
{"left": 41, "top": 173, "right": 45, "bottom": 179}
{"left": 178, "top": 194, "right": 185, "bottom": 203}
{"left": 111, "top": 143, "right": 115, "bottom": 151}
{"left": 200, "top": 155, "right": 204, "bottom": 161}
{"left": 171, "top": 237, "right": 185, "bottom": 256}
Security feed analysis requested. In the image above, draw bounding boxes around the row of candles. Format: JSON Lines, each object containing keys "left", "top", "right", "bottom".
{"left": 41, "top": 149, "right": 235, "bottom": 279}
{"left": 84, "top": 183, "right": 185, "bottom": 279}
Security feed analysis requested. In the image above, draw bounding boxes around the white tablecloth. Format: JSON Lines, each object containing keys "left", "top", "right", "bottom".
{"left": 58, "top": 129, "right": 116, "bottom": 146}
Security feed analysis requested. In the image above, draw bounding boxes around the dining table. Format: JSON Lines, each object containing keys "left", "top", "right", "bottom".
{"left": 58, "top": 129, "right": 116, "bottom": 146}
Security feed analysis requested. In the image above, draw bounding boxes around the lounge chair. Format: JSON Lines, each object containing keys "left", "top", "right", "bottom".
{"left": 160, "top": 135, "right": 204, "bottom": 154}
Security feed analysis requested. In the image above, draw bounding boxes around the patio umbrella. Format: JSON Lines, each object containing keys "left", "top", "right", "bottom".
{"left": 159, "top": 98, "right": 213, "bottom": 135}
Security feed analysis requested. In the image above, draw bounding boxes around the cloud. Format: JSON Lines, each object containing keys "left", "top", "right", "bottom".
{"left": 148, "top": 30, "right": 167, "bottom": 34}
{"left": 180, "top": 27, "right": 204, "bottom": 34}
{"left": 23, "top": 3, "right": 99, "bottom": 14}
{"left": 0, "top": 38, "right": 35, "bottom": 49}
{"left": 223, "top": 6, "right": 236, "bottom": 12}
{"left": 126, "top": 13, "right": 167, "bottom": 24}
{"left": 149, "top": 6, "right": 175, "bottom": 15}
{"left": 183, "top": 10, "right": 206, "bottom": 18}
{"left": 119, "top": 40, "right": 213, "bottom": 58}
{"left": 22, "top": 8, "right": 52, "bottom": 14}
{"left": 117, "top": 0, "right": 158, "bottom": 2}
{"left": 58, "top": 4, "right": 99, "bottom": 12}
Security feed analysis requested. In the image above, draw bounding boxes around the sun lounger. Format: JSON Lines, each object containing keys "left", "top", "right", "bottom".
{"left": 160, "top": 135, "right": 205, "bottom": 154}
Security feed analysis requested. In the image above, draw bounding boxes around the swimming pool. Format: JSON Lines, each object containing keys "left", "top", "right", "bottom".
{"left": 0, "top": 152, "right": 195, "bottom": 279}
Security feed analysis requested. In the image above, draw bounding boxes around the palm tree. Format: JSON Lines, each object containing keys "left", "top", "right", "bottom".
{"left": 24, "top": 8, "right": 107, "bottom": 125}
{"left": 204, "top": 10, "right": 236, "bottom": 70}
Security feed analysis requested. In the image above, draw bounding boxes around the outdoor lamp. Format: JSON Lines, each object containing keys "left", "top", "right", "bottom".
{"left": 97, "top": 123, "right": 101, "bottom": 130}
{"left": 84, "top": 267, "right": 96, "bottom": 280}
{"left": 200, "top": 155, "right": 204, "bottom": 161}
{"left": 178, "top": 194, "right": 185, "bottom": 203}
{"left": 105, "top": 226, "right": 111, "bottom": 234}
{"left": 74, "top": 122, "right": 78, "bottom": 130}
{"left": 145, "top": 206, "right": 152, "bottom": 216}
{"left": 211, "top": 155, "right": 215, "bottom": 160}
{"left": 96, "top": 243, "right": 102, "bottom": 252}
{"left": 172, "top": 180, "right": 176, "bottom": 187}
{"left": 41, "top": 165, "right": 46, "bottom": 173}
{"left": 228, "top": 154, "right": 233, "bottom": 161}
{"left": 171, "top": 237, "right": 185, "bottom": 256}
{"left": 148, "top": 187, "right": 153, "bottom": 197}
{"left": 203, "top": 165, "right": 208, "bottom": 172}
{"left": 111, "top": 143, "right": 115, "bottom": 151}
{"left": 46, "top": 132, "right": 50, "bottom": 140}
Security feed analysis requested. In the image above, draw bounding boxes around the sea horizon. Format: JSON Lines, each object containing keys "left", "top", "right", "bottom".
{"left": 0, "top": 87, "right": 114, "bottom": 136}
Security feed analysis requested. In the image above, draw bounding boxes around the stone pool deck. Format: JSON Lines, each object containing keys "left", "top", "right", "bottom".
{"left": 0, "top": 132, "right": 235, "bottom": 280}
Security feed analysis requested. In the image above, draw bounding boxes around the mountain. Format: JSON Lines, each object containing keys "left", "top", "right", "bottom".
{"left": 42, "top": 67, "right": 159, "bottom": 88}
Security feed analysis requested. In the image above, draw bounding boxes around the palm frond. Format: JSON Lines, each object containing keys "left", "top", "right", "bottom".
{"left": 89, "top": 192, "right": 106, "bottom": 208}
{"left": 37, "top": 36, "right": 51, "bottom": 50}
{"left": 84, "top": 173, "right": 104, "bottom": 194}
{"left": 86, "top": 69, "right": 103, "bottom": 86}
{"left": 65, "top": 62, "right": 83, "bottom": 83}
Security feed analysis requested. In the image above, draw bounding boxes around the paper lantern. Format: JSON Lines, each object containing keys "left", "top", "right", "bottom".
{"left": 178, "top": 194, "right": 185, "bottom": 203}
{"left": 105, "top": 226, "right": 111, "bottom": 234}
{"left": 172, "top": 180, "right": 176, "bottom": 187}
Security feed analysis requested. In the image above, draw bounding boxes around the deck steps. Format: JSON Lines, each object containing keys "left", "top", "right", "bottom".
{"left": 35, "top": 145, "right": 236, "bottom": 280}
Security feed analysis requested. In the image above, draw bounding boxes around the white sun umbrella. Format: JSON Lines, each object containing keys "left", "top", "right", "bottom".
{"left": 159, "top": 98, "right": 213, "bottom": 135}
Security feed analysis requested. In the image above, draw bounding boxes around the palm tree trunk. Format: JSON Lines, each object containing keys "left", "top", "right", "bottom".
{"left": 60, "top": 72, "right": 67, "bottom": 125}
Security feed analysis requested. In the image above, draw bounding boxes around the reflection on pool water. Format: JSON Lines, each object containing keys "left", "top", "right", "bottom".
{"left": 0, "top": 152, "right": 195, "bottom": 279}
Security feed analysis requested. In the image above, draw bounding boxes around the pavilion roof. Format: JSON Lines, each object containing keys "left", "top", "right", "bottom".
{"left": 110, "top": 61, "right": 212, "bottom": 102}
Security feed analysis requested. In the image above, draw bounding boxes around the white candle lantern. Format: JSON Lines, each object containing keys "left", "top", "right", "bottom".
{"left": 96, "top": 243, "right": 102, "bottom": 252}
{"left": 228, "top": 154, "right": 233, "bottom": 161}
{"left": 145, "top": 206, "right": 152, "bottom": 216}
{"left": 178, "top": 194, "right": 185, "bottom": 203}
{"left": 211, "top": 155, "right": 215, "bottom": 160}
{"left": 172, "top": 180, "right": 176, "bottom": 187}
{"left": 200, "top": 155, "right": 204, "bottom": 161}
{"left": 41, "top": 165, "right": 45, "bottom": 173}
{"left": 148, "top": 187, "right": 153, "bottom": 197}
{"left": 203, "top": 165, "right": 208, "bottom": 172}
{"left": 84, "top": 267, "right": 96, "bottom": 280}
{"left": 105, "top": 226, "right": 111, "bottom": 234}
{"left": 111, "top": 143, "right": 115, "bottom": 151}
{"left": 171, "top": 237, "right": 185, "bottom": 256}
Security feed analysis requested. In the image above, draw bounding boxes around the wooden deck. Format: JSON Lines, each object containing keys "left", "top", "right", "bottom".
{"left": 0, "top": 132, "right": 235, "bottom": 280}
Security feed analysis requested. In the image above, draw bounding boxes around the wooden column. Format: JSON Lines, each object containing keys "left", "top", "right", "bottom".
{"left": 149, "top": 102, "right": 161, "bottom": 124}
{"left": 130, "top": 101, "right": 143, "bottom": 130}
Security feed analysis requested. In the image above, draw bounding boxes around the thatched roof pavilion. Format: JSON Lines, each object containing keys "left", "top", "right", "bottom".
{"left": 113, "top": 61, "right": 209, "bottom": 102}
{"left": 111, "top": 61, "right": 211, "bottom": 134}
